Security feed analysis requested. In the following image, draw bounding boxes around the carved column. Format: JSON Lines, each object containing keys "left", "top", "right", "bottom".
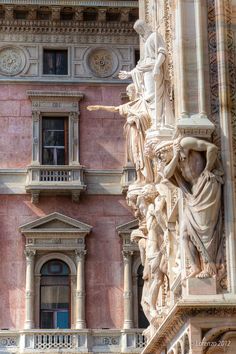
{"left": 75, "top": 250, "right": 86, "bottom": 329}
{"left": 176, "top": 0, "right": 188, "bottom": 117}
{"left": 195, "top": 0, "right": 207, "bottom": 116}
{"left": 122, "top": 251, "right": 134, "bottom": 329}
{"left": 69, "top": 112, "right": 79, "bottom": 165}
{"left": 32, "top": 111, "right": 40, "bottom": 165}
{"left": 24, "top": 249, "right": 36, "bottom": 329}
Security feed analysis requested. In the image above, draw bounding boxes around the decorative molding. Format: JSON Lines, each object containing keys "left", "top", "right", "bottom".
{"left": 0, "top": 0, "right": 138, "bottom": 7}
{"left": 0, "top": 45, "right": 26, "bottom": 75}
{"left": 87, "top": 47, "right": 118, "bottom": 78}
{"left": 142, "top": 301, "right": 236, "bottom": 353}
{"left": 27, "top": 90, "right": 84, "bottom": 99}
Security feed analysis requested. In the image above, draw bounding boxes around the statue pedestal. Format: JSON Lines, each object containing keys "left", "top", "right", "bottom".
{"left": 184, "top": 277, "right": 217, "bottom": 296}
{"left": 176, "top": 114, "right": 215, "bottom": 139}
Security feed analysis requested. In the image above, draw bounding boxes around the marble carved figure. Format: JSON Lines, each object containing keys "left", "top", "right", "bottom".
{"left": 87, "top": 84, "right": 153, "bottom": 185}
{"left": 118, "top": 19, "right": 174, "bottom": 129}
{"left": 163, "top": 136, "right": 224, "bottom": 279}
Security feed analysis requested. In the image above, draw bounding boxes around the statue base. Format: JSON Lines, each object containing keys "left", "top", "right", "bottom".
{"left": 184, "top": 277, "right": 217, "bottom": 296}
{"left": 146, "top": 125, "right": 174, "bottom": 142}
{"left": 176, "top": 114, "right": 215, "bottom": 139}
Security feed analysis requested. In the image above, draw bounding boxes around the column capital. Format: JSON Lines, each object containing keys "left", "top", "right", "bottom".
{"left": 122, "top": 250, "right": 133, "bottom": 261}
{"left": 75, "top": 249, "right": 87, "bottom": 261}
{"left": 24, "top": 249, "right": 36, "bottom": 260}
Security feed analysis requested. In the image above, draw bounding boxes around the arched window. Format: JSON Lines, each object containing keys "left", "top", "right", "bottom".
{"left": 137, "top": 264, "right": 149, "bottom": 329}
{"left": 40, "top": 259, "right": 70, "bottom": 329}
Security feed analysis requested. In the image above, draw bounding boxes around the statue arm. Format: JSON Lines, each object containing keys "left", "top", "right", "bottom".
{"left": 180, "top": 137, "right": 218, "bottom": 172}
{"left": 87, "top": 105, "right": 119, "bottom": 113}
{"left": 153, "top": 52, "right": 166, "bottom": 77}
{"left": 163, "top": 142, "right": 180, "bottom": 179}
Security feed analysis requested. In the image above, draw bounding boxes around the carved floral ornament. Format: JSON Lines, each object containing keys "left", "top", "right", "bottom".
{"left": 0, "top": 46, "right": 26, "bottom": 76}
{"left": 87, "top": 47, "right": 118, "bottom": 78}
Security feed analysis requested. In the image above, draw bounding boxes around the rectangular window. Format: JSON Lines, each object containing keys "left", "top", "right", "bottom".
{"left": 42, "top": 117, "right": 68, "bottom": 165}
{"left": 43, "top": 49, "right": 68, "bottom": 75}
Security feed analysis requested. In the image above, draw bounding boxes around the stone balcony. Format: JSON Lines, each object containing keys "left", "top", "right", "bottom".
{"left": 25, "top": 165, "right": 86, "bottom": 203}
{"left": 0, "top": 329, "right": 146, "bottom": 353}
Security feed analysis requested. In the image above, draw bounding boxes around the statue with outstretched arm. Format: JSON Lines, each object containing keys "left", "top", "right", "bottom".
{"left": 87, "top": 84, "right": 153, "bottom": 185}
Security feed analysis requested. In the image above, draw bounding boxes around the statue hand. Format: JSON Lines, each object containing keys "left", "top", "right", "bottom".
{"left": 173, "top": 141, "right": 181, "bottom": 157}
{"left": 118, "top": 71, "right": 131, "bottom": 80}
{"left": 87, "top": 105, "right": 100, "bottom": 111}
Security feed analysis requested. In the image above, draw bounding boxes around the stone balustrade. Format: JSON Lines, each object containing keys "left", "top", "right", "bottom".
{"left": 25, "top": 165, "right": 86, "bottom": 203}
{"left": 0, "top": 329, "right": 146, "bottom": 353}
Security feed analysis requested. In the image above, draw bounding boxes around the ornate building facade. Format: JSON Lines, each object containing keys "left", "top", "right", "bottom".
{"left": 0, "top": 0, "right": 236, "bottom": 354}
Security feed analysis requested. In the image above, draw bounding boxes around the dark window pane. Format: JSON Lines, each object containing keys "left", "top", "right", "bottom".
{"left": 137, "top": 265, "right": 149, "bottom": 328}
{"left": 14, "top": 10, "right": 28, "bottom": 19}
{"left": 106, "top": 12, "right": 120, "bottom": 22}
{"left": 43, "top": 131, "right": 65, "bottom": 147}
{"left": 41, "top": 285, "right": 69, "bottom": 310}
{"left": 42, "top": 117, "right": 67, "bottom": 165}
{"left": 43, "top": 148, "right": 65, "bottom": 165}
{"left": 41, "top": 311, "right": 54, "bottom": 329}
{"left": 43, "top": 50, "right": 68, "bottom": 75}
{"left": 41, "top": 260, "right": 69, "bottom": 276}
{"left": 83, "top": 11, "right": 97, "bottom": 21}
{"left": 37, "top": 11, "right": 51, "bottom": 20}
{"left": 61, "top": 11, "right": 74, "bottom": 21}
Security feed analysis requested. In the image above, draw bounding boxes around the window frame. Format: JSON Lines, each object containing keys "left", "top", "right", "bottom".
{"left": 41, "top": 115, "right": 69, "bottom": 166}
{"left": 39, "top": 259, "right": 71, "bottom": 329}
{"left": 41, "top": 46, "right": 70, "bottom": 77}
{"left": 28, "top": 91, "right": 83, "bottom": 167}
{"left": 35, "top": 253, "right": 77, "bottom": 329}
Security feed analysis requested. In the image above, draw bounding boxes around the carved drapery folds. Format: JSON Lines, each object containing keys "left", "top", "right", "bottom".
{"left": 107, "top": 4, "right": 226, "bottom": 341}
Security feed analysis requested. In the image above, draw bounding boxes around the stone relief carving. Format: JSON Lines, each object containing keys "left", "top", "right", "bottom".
{"left": 87, "top": 47, "right": 118, "bottom": 77}
{"left": 0, "top": 46, "right": 26, "bottom": 75}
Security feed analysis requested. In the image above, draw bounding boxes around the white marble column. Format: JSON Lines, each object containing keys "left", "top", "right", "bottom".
{"left": 75, "top": 250, "right": 86, "bottom": 329}
{"left": 24, "top": 249, "right": 36, "bottom": 329}
{"left": 122, "top": 251, "right": 134, "bottom": 329}
{"left": 176, "top": 0, "right": 188, "bottom": 117}
{"left": 195, "top": 0, "right": 207, "bottom": 116}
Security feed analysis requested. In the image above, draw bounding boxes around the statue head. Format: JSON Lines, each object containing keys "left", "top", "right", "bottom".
{"left": 133, "top": 19, "right": 152, "bottom": 41}
{"left": 141, "top": 183, "right": 159, "bottom": 203}
{"left": 126, "top": 83, "right": 137, "bottom": 101}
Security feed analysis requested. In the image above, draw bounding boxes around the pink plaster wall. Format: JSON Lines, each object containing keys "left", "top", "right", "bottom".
{"left": 0, "top": 83, "right": 127, "bottom": 169}
{"left": 0, "top": 195, "right": 133, "bottom": 330}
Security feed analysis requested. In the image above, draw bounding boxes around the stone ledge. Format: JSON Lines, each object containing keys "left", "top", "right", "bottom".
{"left": 0, "top": 0, "right": 138, "bottom": 7}
{"left": 142, "top": 300, "right": 236, "bottom": 354}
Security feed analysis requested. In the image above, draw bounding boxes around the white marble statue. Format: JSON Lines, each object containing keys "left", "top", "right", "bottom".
{"left": 118, "top": 19, "right": 174, "bottom": 130}
{"left": 139, "top": 184, "right": 168, "bottom": 320}
{"left": 87, "top": 83, "right": 153, "bottom": 185}
{"left": 163, "top": 136, "right": 224, "bottom": 279}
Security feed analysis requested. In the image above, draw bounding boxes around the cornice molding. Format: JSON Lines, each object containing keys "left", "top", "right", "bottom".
{"left": 0, "top": 19, "right": 137, "bottom": 36}
{"left": 27, "top": 90, "right": 84, "bottom": 99}
{"left": 0, "top": 0, "right": 138, "bottom": 7}
{"left": 143, "top": 300, "right": 236, "bottom": 353}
